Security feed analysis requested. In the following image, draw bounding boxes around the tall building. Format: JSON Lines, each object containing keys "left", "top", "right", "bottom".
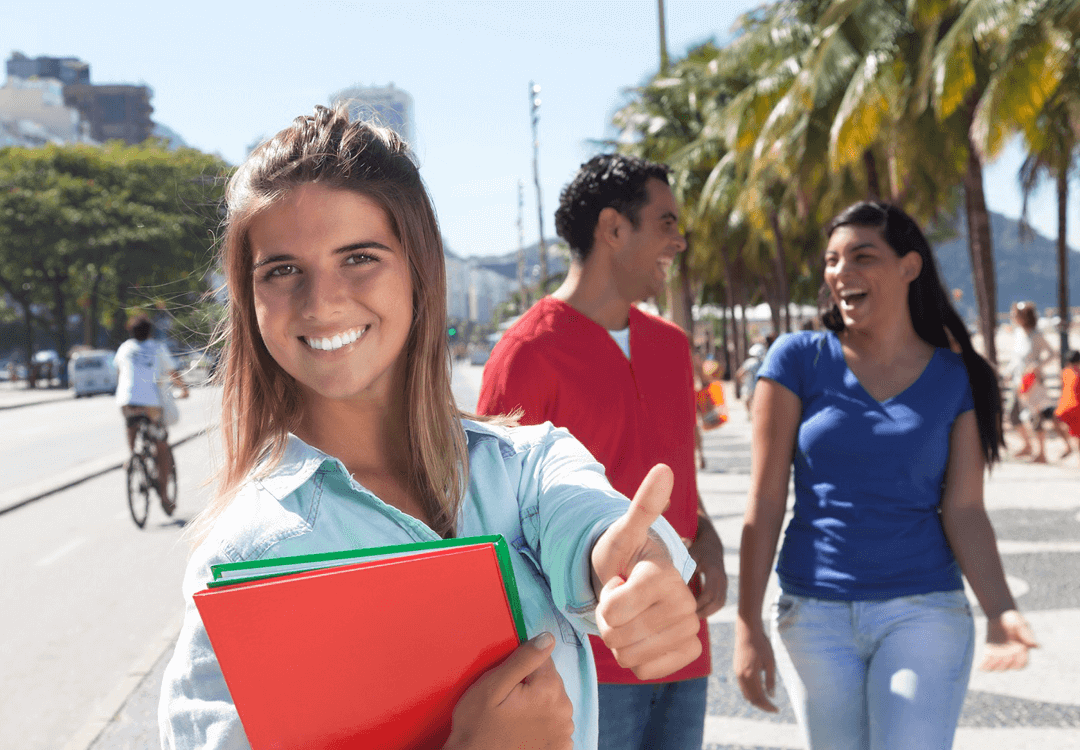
{"left": 331, "top": 83, "right": 414, "bottom": 145}
{"left": 6, "top": 52, "right": 89, "bottom": 86}
{"left": 0, "top": 76, "right": 88, "bottom": 146}
{"left": 62, "top": 83, "right": 154, "bottom": 144}
{"left": 3, "top": 52, "right": 155, "bottom": 146}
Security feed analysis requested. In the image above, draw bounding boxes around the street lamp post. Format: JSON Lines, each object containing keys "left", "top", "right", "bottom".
{"left": 517, "top": 179, "right": 529, "bottom": 310}
{"left": 529, "top": 81, "right": 547, "bottom": 295}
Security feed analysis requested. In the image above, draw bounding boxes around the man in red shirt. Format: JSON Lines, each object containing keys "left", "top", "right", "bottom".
{"left": 478, "top": 153, "right": 726, "bottom": 750}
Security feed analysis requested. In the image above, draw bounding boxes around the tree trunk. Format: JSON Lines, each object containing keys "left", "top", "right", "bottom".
{"left": 673, "top": 236, "right": 695, "bottom": 337}
{"left": 864, "top": 149, "right": 882, "bottom": 200}
{"left": 49, "top": 276, "right": 69, "bottom": 387}
{"left": 962, "top": 142, "right": 998, "bottom": 367}
{"left": 719, "top": 301, "right": 731, "bottom": 380}
{"left": 768, "top": 210, "right": 791, "bottom": 333}
{"left": 83, "top": 272, "right": 103, "bottom": 347}
{"left": 111, "top": 284, "right": 129, "bottom": 346}
{"left": 0, "top": 278, "right": 37, "bottom": 385}
{"left": 731, "top": 265, "right": 750, "bottom": 399}
{"left": 1057, "top": 163, "right": 1070, "bottom": 367}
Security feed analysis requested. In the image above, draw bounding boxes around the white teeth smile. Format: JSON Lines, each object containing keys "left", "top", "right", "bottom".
{"left": 839, "top": 290, "right": 867, "bottom": 304}
{"left": 302, "top": 326, "right": 368, "bottom": 351}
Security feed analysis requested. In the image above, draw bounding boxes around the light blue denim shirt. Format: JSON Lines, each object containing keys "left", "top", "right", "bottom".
{"left": 159, "top": 419, "right": 695, "bottom": 750}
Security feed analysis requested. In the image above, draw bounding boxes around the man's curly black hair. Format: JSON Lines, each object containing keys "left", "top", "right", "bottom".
{"left": 554, "top": 153, "right": 671, "bottom": 261}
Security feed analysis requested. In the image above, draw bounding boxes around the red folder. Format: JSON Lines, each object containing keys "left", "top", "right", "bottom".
{"left": 193, "top": 536, "right": 525, "bottom": 750}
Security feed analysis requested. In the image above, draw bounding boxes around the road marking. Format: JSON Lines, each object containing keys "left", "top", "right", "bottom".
{"left": 35, "top": 537, "right": 87, "bottom": 567}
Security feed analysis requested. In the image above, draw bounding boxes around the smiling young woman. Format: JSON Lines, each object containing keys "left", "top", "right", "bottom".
{"left": 159, "top": 106, "right": 706, "bottom": 750}
{"left": 735, "top": 202, "right": 1036, "bottom": 750}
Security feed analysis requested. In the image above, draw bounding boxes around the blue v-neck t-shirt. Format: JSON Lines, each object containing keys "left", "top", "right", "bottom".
{"left": 758, "top": 331, "right": 973, "bottom": 600}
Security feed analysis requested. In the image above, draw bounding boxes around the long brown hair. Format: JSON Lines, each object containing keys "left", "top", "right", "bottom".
{"left": 191, "top": 106, "right": 467, "bottom": 542}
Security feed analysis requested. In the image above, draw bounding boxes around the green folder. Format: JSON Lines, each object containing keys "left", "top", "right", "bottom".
{"left": 206, "top": 534, "right": 527, "bottom": 642}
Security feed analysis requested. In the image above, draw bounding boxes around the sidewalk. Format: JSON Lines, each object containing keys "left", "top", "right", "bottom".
{"left": 79, "top": 383, "right": 1080, "bottom": 750}
{"left": 0, "top": 379, "right": 74, "bottom": 411}
{"left": 697, "top": 392, "right": 1080, "bottom": 750}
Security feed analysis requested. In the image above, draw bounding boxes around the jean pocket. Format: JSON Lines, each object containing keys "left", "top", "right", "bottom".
{"left": 902, "top": 589, "right": 972, "bottom": 616}
{"left": 773, "top": 593, "right": 801, "bottom": 630}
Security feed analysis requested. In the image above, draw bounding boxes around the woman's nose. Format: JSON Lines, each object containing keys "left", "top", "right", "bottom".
{"left": 300, "top": 270, "right": 346, "bottom": 319}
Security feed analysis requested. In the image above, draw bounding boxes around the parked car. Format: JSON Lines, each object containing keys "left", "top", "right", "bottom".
{"left": 468, "top": 343, "right": 492, "bottom": 366}
{"left": 68, "top": 349, "right": 118, "bottom": 397}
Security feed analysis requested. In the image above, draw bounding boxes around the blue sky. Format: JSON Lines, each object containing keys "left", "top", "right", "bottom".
{"left": 2, "top": 0, "right": 1072, "bottom": 258}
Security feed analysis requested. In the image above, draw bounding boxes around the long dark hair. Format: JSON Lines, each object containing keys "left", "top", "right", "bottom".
{"left": 820, "top": 201, "right": 1002, "bottom": 465}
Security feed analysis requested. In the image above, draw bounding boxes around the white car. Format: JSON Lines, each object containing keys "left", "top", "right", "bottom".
{"left": 68, "top": 349, "right": 118, "bottom": 397}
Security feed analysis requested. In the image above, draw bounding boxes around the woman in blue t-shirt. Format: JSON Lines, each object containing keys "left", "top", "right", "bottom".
{"left": 734, "top": 202, "right": 1037, "bottom": 749}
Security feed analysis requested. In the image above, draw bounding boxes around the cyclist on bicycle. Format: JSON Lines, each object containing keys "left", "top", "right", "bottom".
{"left": 115, "top": 315, "right": 189, "bottom": 512}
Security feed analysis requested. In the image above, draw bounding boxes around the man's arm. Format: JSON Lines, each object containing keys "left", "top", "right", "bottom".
{"left": 686, "top": 495, "right": 726, "bottom": 618}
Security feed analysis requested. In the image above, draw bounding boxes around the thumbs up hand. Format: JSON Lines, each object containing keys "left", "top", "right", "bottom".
{"left": 590, "top": 464, "right": 702, "bottom": 680}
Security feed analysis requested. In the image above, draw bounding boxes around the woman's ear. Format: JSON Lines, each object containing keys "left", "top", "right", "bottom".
{"left": 901, "top": 251, "right": 922, "bottom": 282}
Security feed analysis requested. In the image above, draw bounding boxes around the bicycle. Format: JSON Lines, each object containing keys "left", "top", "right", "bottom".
{"left": 126, "top": 415, "right": 177, "bottom": 528}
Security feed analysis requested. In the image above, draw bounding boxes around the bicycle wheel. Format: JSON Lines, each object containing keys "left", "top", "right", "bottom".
{"left": 127, "top": 454, "right": 151, "bottom": 528}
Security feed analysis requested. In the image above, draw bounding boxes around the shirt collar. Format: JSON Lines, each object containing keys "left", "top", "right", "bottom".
{"left": 252, "top": 419, "right": 515, "bottom": 500}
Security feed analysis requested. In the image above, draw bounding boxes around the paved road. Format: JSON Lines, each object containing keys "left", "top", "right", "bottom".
{"left": 0, "top": 385, "right": 219, "bottom": 513}
{"left": 0, "top": 396, "right": 218, "bottom": 750}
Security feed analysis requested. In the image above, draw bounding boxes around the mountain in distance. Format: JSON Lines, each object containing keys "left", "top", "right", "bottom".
{"left": 445, "top": 212, "right": 1078, "bottom": 323}
{"left": 933, "top": 210, "right": 1080, "bottom": 319}
{"left": 445, "top": 239, "right": 568, "bottom": 282}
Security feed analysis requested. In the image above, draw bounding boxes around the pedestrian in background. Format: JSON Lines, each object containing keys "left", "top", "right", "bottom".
{"left": 1006, "top": 301, "right": 1071, "bottom": 462}
{"left": 479, "top": 153, "right": 726, "bottom": 750}
{"left": 1055, "top": 350, "right": 1080, "bottom": 464}
{"left": 736, "top": 342, "right": 767, "bottom": 415}
{"left": 158, "top": 108, "right": 703, "bottom": 750}
{"left": 735, "top": 201, "right": 1036, "bottom": 750}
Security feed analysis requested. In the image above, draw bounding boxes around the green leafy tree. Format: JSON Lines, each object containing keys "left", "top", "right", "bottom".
{"left": 0, "top": 142, "right": 227, "bottom": 369}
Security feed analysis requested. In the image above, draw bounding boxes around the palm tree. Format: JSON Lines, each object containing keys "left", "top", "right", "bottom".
{"left": 927, "top": 0, "right": 1050, "bottom": 367}
{"left": 971, "top": 0, "right": 1080, "bottom": 365}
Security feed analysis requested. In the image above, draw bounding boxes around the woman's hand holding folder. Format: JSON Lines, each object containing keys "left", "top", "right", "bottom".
{"left": 590, "top": 463, "right": 703, "bottom": 681}
{"left": 444, "top": 631, "right": 574, "bottom": 750}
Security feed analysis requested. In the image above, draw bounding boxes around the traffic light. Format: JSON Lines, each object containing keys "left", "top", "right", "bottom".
{"left": 448, "top": 327, "right": 457, "bottom": 338}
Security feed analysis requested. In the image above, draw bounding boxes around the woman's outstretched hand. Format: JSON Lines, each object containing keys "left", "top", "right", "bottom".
{"left": 445, "top": 632, "right": 573, "bottom": 750}
{"left": 590, "top": 464, "right": 702, "bottom": 680}
{"left": 733, "top": 619, "right": 779, "bottom": 713}
{"left": 980, "top": 609, "right": 1038, "bottom": 671}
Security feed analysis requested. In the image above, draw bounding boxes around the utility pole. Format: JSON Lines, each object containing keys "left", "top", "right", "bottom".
{"left": 517, "top": 179, "right": 529, "bottom": 310}
{"left": 658, "top": 0, "right": 669, "bottom": 73}
{"left": 529, "top": 81, "right": 547, "bottom": 294}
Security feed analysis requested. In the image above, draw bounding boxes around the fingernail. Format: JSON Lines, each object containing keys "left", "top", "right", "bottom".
{"left": 531, "top": 632, "right": 554, "bottom": 649}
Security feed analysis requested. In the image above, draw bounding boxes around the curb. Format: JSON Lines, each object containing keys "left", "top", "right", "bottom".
{"left": 0, "top": 426, "right": 208, "bottom": 516}
{"left": 0, "top": 392, "right": 73, "bottom": 411}
{"left": 63, "top": 617, "right": 184, "bottom": 750}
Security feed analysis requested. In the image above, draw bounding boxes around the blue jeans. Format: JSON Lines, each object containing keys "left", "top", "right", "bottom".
{"left": 772, "top": 591, "right": 975, "bottom": 750}
{"left": 597, "top": 678, "right": 707, "bottom": 750}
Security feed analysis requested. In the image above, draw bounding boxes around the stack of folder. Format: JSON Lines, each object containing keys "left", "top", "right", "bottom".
{"left": 194, "top": 535, "right": 526, "bottom": 750}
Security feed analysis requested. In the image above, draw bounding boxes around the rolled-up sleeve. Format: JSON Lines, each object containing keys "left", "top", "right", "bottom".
{"left": 159, "top": 546, "right": 249, "bottom": 750}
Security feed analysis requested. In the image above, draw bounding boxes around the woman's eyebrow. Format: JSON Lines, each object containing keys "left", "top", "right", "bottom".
{"left": 334, "top": 241, "right": 393, "bottom": 255}
{"left": 252, "top": 254, "right": 294, "bottom": 270}
{"left": 252, "top": 241, "right": 394, "bottom": 270}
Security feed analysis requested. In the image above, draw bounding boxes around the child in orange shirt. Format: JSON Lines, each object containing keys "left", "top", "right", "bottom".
{"left": 1054, "top": 350, "right": 1080, "bottom": 463}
